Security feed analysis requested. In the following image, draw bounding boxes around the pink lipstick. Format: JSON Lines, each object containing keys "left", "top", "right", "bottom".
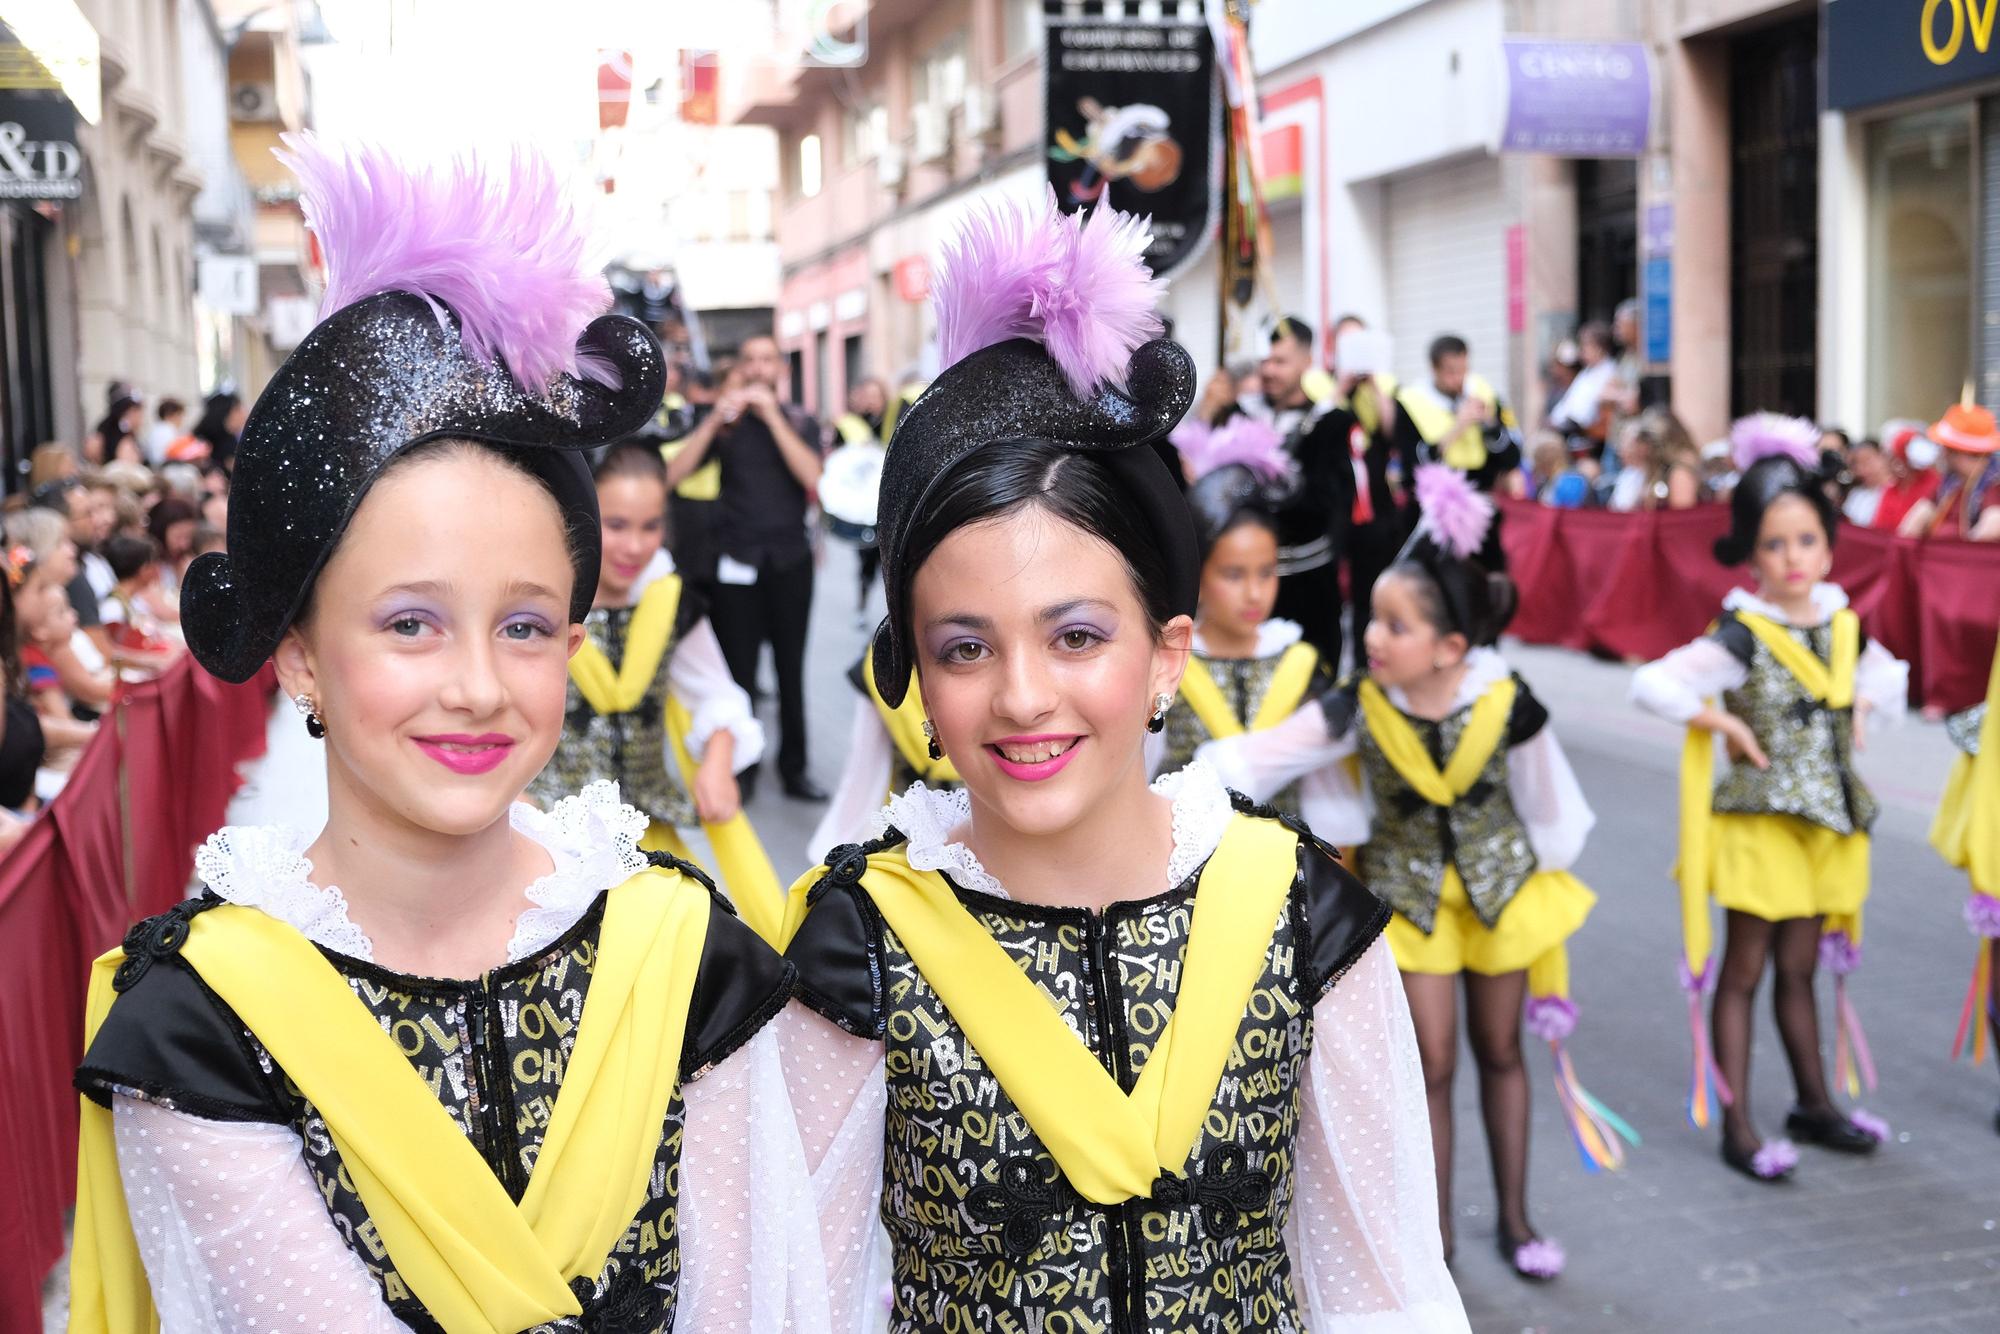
{"left": 413, "top": 733, "right": 515, "bottom": 775}
{"left": 987, "top": 733, "right": 1084, "bottom": 782}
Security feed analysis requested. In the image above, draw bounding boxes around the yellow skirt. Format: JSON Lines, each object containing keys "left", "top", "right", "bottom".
{"left": 1932, "top": 754, "right": 2000, "bottom": 896}
{"left": 1711, "top": 812, "right": 1869, "bottom": 923}
{"left": 1387, "top": 867, "right": 1596, "bottom": 978}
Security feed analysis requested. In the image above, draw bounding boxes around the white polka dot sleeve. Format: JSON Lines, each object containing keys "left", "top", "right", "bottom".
{"left": 1284, "top": 938, "right": 1472, "bottom": 1332}
{"left": 111, "top": 1095, "right": 413, "bottom": 1332}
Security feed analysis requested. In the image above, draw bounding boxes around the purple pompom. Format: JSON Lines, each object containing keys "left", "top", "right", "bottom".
{"left": 1413, "top": 464, "right": 1495, "bottom": 560}
{"left": 1818, "top": 930, "right": 1862, "bottom": 976}
{"left": 1511, "top": 1237, "right": 1567, "bottom": 1279}
{"left": 1849, "top": 1108, "right": 1890, "bottom": 1143}
{"left": 1523, "top": 995, "right": 1578, "bottom": 1043}
{"left": 277, "top": 133, "right": 611, "bottom": 394}
{"left": 1966, "top": 892, "right": 2000, "bottom": 939}
{"left": 1751, "top": 1139, "right": 1799, "bottom": 1178}
{"left": 1173, "top": 414, "right": 1293, "bottom": 485}
{"left": 1677, "top": 956, "right": 1712, "bottom": 995}
{"left": 1730, "top": 412, "right": 1822, "bottom": 472}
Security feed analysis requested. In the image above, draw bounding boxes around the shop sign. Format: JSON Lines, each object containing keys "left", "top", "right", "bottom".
{"left": 1826, "top": 0, "right": 2000, "bottom": 112}
{"left": 1500, "top": 39, "right": 1651, "bottom": 157}
{"left": 1043, "top": 0, "right": 1219, "bottom": 279}
{"left": 0, "top": 91, "right": 78, "bottom": 199}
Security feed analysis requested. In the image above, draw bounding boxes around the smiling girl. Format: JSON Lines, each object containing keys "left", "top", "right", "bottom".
{"left": 1633, "top": 415, "right": 1907, "bottom": 1183}
{"left": 778, "top": 195, "right": 1464, "bottom": 1332}
{"left": 68, "top": 138, "right": 820, "bottom": 1332}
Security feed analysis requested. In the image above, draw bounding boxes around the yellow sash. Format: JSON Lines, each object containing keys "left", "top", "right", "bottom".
{"left": 660, "top": 440, "right": 721, "bottom": 501}
{"left": 1932, "top": 641, "right": 2000, "bottom": 896}
{"left": 569, "top": 576, "right": 784, "bottom": 944}
{"left": 1401, "top": 373, "right": 1500, "bottom": 472}
{"left": 862, "top": 653, "right": 961, "bottom": 787}
{"left": 1355, "top": 676, "right": 1517, "bottom": 807}
{"left": 1676, "top": 610, "right": 1860, "bottom": 967}
{"left": 1347, "top": 373, "right": 1401, "bottom": 437}
{"left": 71, "top": 870, "right": 710, "bottom": 1334}
{"left": 1178, "top": 643, "right": 1318, "bottom": 741}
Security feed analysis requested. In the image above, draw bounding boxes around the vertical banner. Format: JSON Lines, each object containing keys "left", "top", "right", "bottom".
{"left": 1043, "top": 0, "right": 1219, "bottom": 279}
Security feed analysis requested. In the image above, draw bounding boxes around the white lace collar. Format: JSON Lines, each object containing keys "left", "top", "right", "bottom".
{"left": 870, "top": 760, "right": 1235, "bottom": 901}
{"left": 1385, "top": 645, "right": 1511, "bottom": 714}
{"left": 1193, "top": 618, "right": 1302, "bottom": 661}
{"left": 1723, "top": 582, "right": 1847, "bottom": 626}
{"left": 192, "top": 780, "right": 650, "bottom": 966}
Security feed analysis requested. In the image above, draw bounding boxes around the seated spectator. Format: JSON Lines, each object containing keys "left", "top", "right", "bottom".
{"left": 1606, "top": 407, "right": 1702, "bottom": 511}
{"left": 1548, "top": 321, "right": 1619, "bottom": 456}
{"left": 190, "top": 522, "right": 225, "bottom": 559}
{"left": 27, "top": 443, "right": 77, "bottom": 495}
{"left": 99, "top": 535, "right": 181, "bottom": 657}
{"left": 191, "top": 390, "right": 245, "bottom": 470}
{"left": 157, "top": 461, "right": 204, "bottom": 505}
{"left": 1699, "top": 438, "right": 1737, "bottom": 499}
{"left": 147, "top": 497, "right": 199, "bottom": 603}
{"left": 0, "top": 565, "right": 44, "bottom": 834}
{"left": 88, "top": 395, "right": 142, "bottom": 466}
{"left": 1900, "top": 405, "right": 2000, "bottom": 540}
{"left": 1842, "top": 437, "right": 1890, "bottom": 527}
{"left": 1529, "top": 428, "right": 1591, "bottom": 508}
{"left": 143, "top": 398, "right": 186, "bottom": 466}
{"left": 1872, "top": 419, "right": 1941, "bottom": 531}
{"left": 2, "top": 514, "right": 101, "bottom": 759}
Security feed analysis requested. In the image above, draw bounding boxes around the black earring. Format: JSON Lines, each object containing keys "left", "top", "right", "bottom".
{"left": 293, "top": 691, "right": 326, "bottom": 740}
{"left": 1146, "top": 692, "right": 1170, "bottom": 734}
{"left": 922, "top": 719, "right": 942, "bottom": 761}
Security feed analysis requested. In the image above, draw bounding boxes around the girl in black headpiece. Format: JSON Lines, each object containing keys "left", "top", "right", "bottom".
{"left": 777, "top": 194, "right": 1465, "bottom": 1332}
{"left": 69, "top": 138, "right": 824, "bottom": 1333}
{"left": 1634, "top": 416, "right": 1907, "bottom": 1183}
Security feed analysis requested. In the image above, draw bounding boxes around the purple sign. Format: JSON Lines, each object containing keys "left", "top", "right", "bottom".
{"left": 1501, "top": 39, "right": 1651, "bottom": 158}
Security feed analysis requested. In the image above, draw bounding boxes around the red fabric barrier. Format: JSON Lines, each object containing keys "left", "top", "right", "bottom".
{"left": 1497, "top": 499, "right": 2000, "bottom": 709}
{"left": 0, "top": 657, "right": 272, "bottom": 1328}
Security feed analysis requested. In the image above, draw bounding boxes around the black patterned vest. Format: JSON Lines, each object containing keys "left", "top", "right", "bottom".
{"left": 1161, "top": 650, "right": 1326, "bottom": 819}
{"left": 77, "top": 878, "right": 793, "bottom": 1333}
{"left": 785, "top": 801, "right": 1389, "bottom": 1334}
{"left": 530, "top": 590, "right": 705, "bottom": 828}
{"left": 1709, "top": 614, "right": 1878, "bottom": 835}
{"left": 1330, "top": 675, "right": 1545, "bottom": 932}
{"left": 1948, "top": 703, "right": 1986, "bottom": 756}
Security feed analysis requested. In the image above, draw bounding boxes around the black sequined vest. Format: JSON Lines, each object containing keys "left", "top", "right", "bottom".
{"left": 1712, "top": 619, "right": 1878, "bottom": 835}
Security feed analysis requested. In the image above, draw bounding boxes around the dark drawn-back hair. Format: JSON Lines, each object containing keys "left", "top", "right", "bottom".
{"left": 1714, "top": 453, "right": 1838, "bottom": 566}
{"left": 593, "top": 439, "right": 669, "bottom": 488}
{"left": 1384, "top": 546, "right": 1518, "bottom": 649}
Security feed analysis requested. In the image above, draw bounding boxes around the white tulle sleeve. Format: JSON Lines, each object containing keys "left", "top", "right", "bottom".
{"left": 1196, "top": 704, "right": 1371, "bottom": 847}
{"left": 1287, "top": 939, "right": 1471, "bottom": 1332}
{"left": 1629, "top": 637, "right": 1747, "bottom": 723}
{"left": 1506, "top": 728, "right": 1595, "bottom": 873}
{"left": 1856, "top": 638, "right": 1910, "bottom": 724}
{"left": 111, "top": 1096, "right": 413, "bottom": 1332}
{"left": 675, "top": 1026, "right": 832, "bottom": 1333}
{"left": 668, "top": 619, "right": 766, "bottom": 772}
{"left": 808, "top": 708, "right": 895, "bottom": 858}
{"left": 777, "top": 1003, "right": 892, "bottom": 1334}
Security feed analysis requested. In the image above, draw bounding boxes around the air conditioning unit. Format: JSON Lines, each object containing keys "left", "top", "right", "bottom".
{"left": 230, "top": 82, "right": 279, "bottom": 122}
{"left": 963, "top": 86, "right": 999, "bottom": 144}
{"left": 876, "top": 143, "right": 906, "bottom": 190}
{"left": 911, "top": 104, "right": 949, "bottom": 165}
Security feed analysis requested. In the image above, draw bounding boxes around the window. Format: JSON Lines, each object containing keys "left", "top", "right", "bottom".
{"left": 798, "top": 133, "right": 823, "bottom": 198}
{"left": 1866, "top": 105, "right": 1974, "bottom": 428}
{"left": 843, "top": 333, "right": 865, "bottom": 392}
{"left": 788, "top": 348, "right": 805, "bottom": 406}
{"left": 1004, "top": 0, "right": 1042, "bottom": 62}
{"left": 843, "top": 101, "right": 887, "bottom": 165}
{"left": 914, "top": 35, "right": 967, "bottom": 116}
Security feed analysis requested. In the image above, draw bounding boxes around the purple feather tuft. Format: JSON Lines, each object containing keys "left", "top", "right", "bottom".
{"left": 1730, "top": 412, "right": 1823, "bottom": 472}
{"left": 277, "top": 132, "right": 611, "bottom": 394}
{"left": 1751, "top": 1139, "right": 1799, "bottom": 1178}
{"left": 1523, "top": 995, "right": 1578, "bottom": 1043}
{"left": 1965, "top": 891, "right": 2000, "bottom": 938}
{"left": 1510, "top": 1238, "right": 1567, "bottom": 1279}
{"left": 1173, "top": 414, "right": 1293, "bottom": 485}
{"left": 1413, "top": 463, "right": 1495, "bottom": 560}
{"left": 932, "top": 188, "right": 1165, "bottom": 398}
{"left": 1818, "top": 929, "right": 1862, "bottom": 976}
{"left": 1849, "top": 1108, "right": 1890, "bottom": 1143}
{"left": 1678, "top": 956, "right": 1713, "bottom": 995}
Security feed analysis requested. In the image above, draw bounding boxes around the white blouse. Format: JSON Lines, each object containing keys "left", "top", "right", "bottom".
{"left": 781, "top": 763, "right": 1470, "bottom": 1333}
{"left": 1629, "top": 584, "right": 1910, "bottom": 726}
{"left": 1196, "top": 647, "right": 1596, "bottom": 866}
{"left": 634, "top": 549, "right": 765, "bottom": 771}
{"left": 114, "top": 781, "right": 827, "bottom": 1333}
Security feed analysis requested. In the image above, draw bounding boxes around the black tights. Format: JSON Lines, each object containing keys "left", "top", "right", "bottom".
{"left": 1712, "top": 910, "right": 1836, "bottom": 1153}
{"left": 1403, "top": 968, "right": 1534, "bottom": 1255}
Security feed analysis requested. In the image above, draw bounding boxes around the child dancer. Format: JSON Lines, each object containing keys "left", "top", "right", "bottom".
{"left": 779, "top": 194, "right": 1465, "bottom": 1331}
{"left": 1933, "top": 631, "right": 2000, "bottom": 1128}
{"left": 1632, "top": 415, "right": 1906, "bottom": 1180}
{"left": 529, "top": 441, "right": 786, "bottom": 941}
{"left": 1202, "top": 465, "right": 1615, "bottom": 1280}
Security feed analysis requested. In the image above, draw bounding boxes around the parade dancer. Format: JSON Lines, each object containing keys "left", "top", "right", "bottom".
{"left": 529, "top": 441, "right": 788, "bottom": 943}
{"left": 69, "top": 136, "right": 824, "bottom": 1332}
{"left": 777, "top": 193, "right": 1466, "bottom": 1332}
{"left": 1632, "top": 415, "right": 1906, "bottom": 1182}
{"left": 1932, "top": 631, "right": 2000, "bottom": 1131}
{"left": 1202, "top": 464, "right": 1621, "bottom": 1282}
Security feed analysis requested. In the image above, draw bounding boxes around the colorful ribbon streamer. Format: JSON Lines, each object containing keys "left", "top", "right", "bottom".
{"left": 1831, "top": 975, "right": 1878, "bottom": 1097}
{"left": 1546, "top": 1041, "right": 1641, "bottom": 1174}
{"left": 1680, "top": 961, "right": 1733, "bottom": 1130}
{"left": 1951, "top": 938, "right": 1993, "bottom": 1066}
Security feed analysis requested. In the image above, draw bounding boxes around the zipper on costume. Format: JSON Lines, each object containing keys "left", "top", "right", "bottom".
{"left": 1082, "top": 910, "right": 1141, "bottom": 1334}
{"left": 465, "top": 981, "right": 525, "bottom": 1198}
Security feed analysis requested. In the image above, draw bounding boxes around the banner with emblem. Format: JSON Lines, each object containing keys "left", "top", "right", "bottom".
{"left": 1043, "top": 0, "right": 1219, "bottom": 280}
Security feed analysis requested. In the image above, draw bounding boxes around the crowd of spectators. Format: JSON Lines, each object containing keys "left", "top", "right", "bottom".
{"left": 0, "top": 384, "right": 236, "bottom": 856}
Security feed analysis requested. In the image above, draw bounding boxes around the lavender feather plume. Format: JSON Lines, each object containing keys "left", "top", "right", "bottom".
{"left": 1730, "top": 412, "right": 1823, "bottom": 473}
{"left": 1413, "top": 464, "right": 1495, "bottom": 561}
{"left": 933, "top": 187, "right": 1165, "bottom": 398}
{"left": 277, "top": 132, "right": 611, "bottom": 394}
{"left": 1171, "top": 414, "right": 1293, "bottom": 485}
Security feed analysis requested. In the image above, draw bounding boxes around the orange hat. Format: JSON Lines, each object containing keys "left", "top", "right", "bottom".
{"left": 1930, "top": 404, "right": 2000, "bottom": 455}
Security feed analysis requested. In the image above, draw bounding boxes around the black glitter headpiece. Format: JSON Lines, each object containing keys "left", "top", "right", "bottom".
{"left": 869, "top": 195, "right": 1198, "bottom": 707}
{"left": 181, "top": 135, "right": 663, "bottom": 684}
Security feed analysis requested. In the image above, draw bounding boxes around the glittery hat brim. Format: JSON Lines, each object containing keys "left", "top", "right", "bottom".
{"left": 183, "top": 293, "right": 664, "bottom": 683}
